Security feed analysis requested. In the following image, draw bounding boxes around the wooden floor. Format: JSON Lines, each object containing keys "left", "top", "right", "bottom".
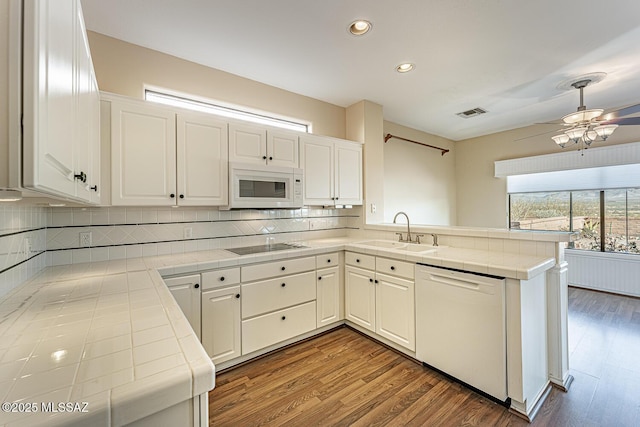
{"left": 209, "top": 287, "right": 640, "bottom": 426}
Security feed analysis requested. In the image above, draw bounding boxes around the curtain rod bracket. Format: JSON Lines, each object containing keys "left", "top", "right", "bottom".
{"left": 384, "top": 133, "right": 449, "bottom": 156}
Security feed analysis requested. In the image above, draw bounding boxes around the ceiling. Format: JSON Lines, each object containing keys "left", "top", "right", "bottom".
{"left": 80, "top": 0, "right": 640, "bottom": 141}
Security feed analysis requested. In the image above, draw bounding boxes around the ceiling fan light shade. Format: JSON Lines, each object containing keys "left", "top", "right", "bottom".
{"left": 561, "top": 108, "right": 604, "bottom": 124}
{"left": 565, "top": 126, "right": 587, "bottom": 142}
{"left": 552, "top": 134, "right": 570, "bottom": 147}
{"left": 593, "top": 124, "right": 618, "bottom": 140}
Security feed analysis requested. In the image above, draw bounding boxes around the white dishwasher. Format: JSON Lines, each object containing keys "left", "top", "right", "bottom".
{"left": 415, "top": 264, "right": 508, "bottom": 402}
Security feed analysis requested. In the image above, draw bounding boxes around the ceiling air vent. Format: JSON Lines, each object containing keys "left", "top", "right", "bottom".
{"left": 456, "top": 107, "right": 488, "bottom": 119}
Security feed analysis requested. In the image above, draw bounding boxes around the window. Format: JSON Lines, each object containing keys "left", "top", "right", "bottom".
{"left": 145, "top": 90, "right": 310, "bottom": 133}
{"left": 509, "top": 188, "right": 640, "bottom": 255}
{"left": 509, "top": 192, "right": 570, "bottom": 231}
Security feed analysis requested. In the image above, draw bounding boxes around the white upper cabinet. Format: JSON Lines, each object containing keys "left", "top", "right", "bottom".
{"left": 299, "top": 134, "right": 362, "bottom": 206}
{"left": 299, "top": 136, "right": 333, "bottom": 204}
{"left": 108, "top": 96, "right": 229, "bottom": 206}
{"left": 229, "top": 122, "right": 298, "bottom": 167}
{"left": 111, "top": 99, "right": 177, "bottom": 206}
{"left": 22, "top": 0, "right": 100, "bottom": 203}
{"left": 335, "top": 142, "right": 363, "bottom": 205}
{"left": 267, "top": 130, "right": 299, "bottom": 168}
{"left": 177, "top": 113, "right": 228, "bottom": 206}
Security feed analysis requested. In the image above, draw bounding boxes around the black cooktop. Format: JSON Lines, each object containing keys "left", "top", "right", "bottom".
{"left": 225, "top": 243, "right": 307, "bottom": 255}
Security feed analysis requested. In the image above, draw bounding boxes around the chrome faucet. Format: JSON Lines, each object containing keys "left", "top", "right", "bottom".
{"left": 429, "top": 233, "right": 439, "bottom": 246}
{"left": 393, "top": 211, "right": 412, "bottom": 242}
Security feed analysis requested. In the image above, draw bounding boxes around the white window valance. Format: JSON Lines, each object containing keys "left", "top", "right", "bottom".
{"left": 494, "top": 142, "right": 640, "bottom": 193}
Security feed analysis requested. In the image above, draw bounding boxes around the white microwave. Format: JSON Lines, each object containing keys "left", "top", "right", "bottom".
{"left": 226, "top": 162, "right": 303, "bottom": 209}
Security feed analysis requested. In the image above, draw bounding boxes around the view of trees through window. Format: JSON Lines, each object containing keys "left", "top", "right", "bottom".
{"left": 509, "top": 189, "right": 639, "bottom": 254}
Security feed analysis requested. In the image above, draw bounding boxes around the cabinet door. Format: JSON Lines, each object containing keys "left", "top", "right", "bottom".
{"left": 22, "top": 0, "right": 78, "bottom": 197}
{"left": 267, "top": 130, "right": 298, "bottom": 168}
{"left": 88, "top": 77, "right": 101, "bottom": 204}
{"left": 165, "top": 275, "right": 201, "bottom": 339}
{"left": 228, "top": 123, "right": 266, "bottom": 165}
{"left": 335, "top": 142, "right": 363, "bottom": 205}
{"left": 177, "top": 114, "right": 228, "bottom": 206}
{"left": 111, "top": 100, "right": 176, "bottom": 205}
{"left": 73, "top": 3, "right": 93, "bottom": 202}
{"left": 344, "top": 266, "right": 375, "bottom": 332}
{"left": 201, "top": 286, "right": 241, "bottom": 364}
{"left": 300, "top": 136, "right": 334, "bottom": 205}
{"left": 317, "top": 266, "right": 340, "bottom": 327}
{"left": 375, "top": 273, "right": 415, "bottom": 351}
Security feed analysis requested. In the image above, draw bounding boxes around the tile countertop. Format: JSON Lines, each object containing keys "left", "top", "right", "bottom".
{"left": 0, "top": 237, "right": 555, "bottom": 426}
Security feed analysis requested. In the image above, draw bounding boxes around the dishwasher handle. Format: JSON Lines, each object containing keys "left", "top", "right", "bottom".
{"left": 419, "top": 268, "right": 503, "bottom": 295}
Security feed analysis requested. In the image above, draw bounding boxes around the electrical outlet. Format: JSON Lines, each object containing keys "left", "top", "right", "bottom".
{"left": 184, "top": 227, "right": 193, "bottom": 239}
{"left": 370, "top": 203, "right": 377, "bottom": 213}
{"left": 79, "top": 231, "right": 92, "bottom": 247}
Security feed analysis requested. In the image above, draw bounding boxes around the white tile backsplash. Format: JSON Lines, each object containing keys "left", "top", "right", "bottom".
{"left": 0, "top": 205, "right": 48, "bottom": 298}
{"left": 45, "top": 206, "right": 360, "bottom": 266}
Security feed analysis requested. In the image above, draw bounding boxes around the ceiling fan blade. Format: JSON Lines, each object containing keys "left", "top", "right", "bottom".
{"left": 600, "top": 117, "right": 640, "bottom": 126}
{"left": 600, "top": 103, "right": 640, "bottom": 120}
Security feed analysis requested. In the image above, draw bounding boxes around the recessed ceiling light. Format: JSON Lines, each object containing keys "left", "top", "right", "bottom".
{"left": 349, "top": 20, "right": 372, "bottom": 36}
{"left": 396, "top": 63, "right": 415, "bottom": 73}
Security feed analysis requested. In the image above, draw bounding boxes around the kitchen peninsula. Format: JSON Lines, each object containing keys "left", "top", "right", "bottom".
{"left": 0, "top": 227, "right": 572, "bottom": 425}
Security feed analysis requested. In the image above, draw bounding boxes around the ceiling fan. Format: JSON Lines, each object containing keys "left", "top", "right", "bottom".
{"left": 551, "top": 75, "right": 640, "bottom": 149}
{"left": 519, "top": 73, "right": 640, "bottom": 149}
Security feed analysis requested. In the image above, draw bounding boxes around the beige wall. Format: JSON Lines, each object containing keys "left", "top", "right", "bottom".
{"left": 347, "top": 101, "right": 385, "bottom": 224}
{"left": 455, "top": 124, "right": 640, "bottom": 228}
{"left": 86, "top": 31, "right": 346, "bottom": 139}
{"left": 383, "top": 121, "right": 456, "bottom": 225}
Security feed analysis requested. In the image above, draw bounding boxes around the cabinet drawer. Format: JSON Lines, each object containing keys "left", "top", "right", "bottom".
{"left": 201, "top": 267, "right": 241, "bottom": 290}
{"left": 241, "top": 256, "right": 315, "bottom": 282}
{"left": 242, "top": 301, "right": 316, "bottom": 355}
{"left": 316, "top": 252, "right": 339, "bottom": 268}
{"left": 345, "top": 252, "right": 375, "bottom": 270}
{"left": 376, "top": 257, "right": 415, "bottom": 280}
{"left": 242, "top": 271, "right": 316, "bottom": 318}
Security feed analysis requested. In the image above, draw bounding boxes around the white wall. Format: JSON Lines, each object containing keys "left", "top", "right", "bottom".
{"left": 383, "top": 121, "right": 456, "bottom": 225}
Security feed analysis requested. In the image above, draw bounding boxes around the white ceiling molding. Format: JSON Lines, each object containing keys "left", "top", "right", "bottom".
{"left": 494, "top": 141, "right": 640, "bottom": 177}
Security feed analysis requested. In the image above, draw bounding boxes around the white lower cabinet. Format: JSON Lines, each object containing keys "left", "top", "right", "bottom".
{"left": 240, "top": 257, "right": 317, "bottom": 356}
{"left": 345, "top": 265, "right": 376, "bottom": 332}
{"left": 200, "top": 268, "right": 241, "bottom": 364}
{"left": 168, "top": 252, "right": 417, "bottom": 369}
{"left": 165, "top": 274, "right": 202, "bottom": 340}
{"left": 316, "top": 265, "right": 340, "bottom": 327}
{"left": 375, "top": 273, "right": 415, "bottom": 351}
{"left": 345, "top": 252, "right": 416, "bottom": 351}
{"left": 242, "top": 301, "right": 317, "bottom": 355}
{"left": 201, "top": 286, "right": 241, "bottom": 365}
{"left": 241, "top": 271, "right": 316, "bottom": 319}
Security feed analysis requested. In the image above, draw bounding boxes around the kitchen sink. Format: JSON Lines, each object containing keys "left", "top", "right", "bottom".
{"left": 356, "top": 240, "right": 439, "bottom": 254}
{"left": 357, "top": 240, "right": 408, "bottom": 249}
{"left": 403, "top": 244, "right": 438, "bottom": 253}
